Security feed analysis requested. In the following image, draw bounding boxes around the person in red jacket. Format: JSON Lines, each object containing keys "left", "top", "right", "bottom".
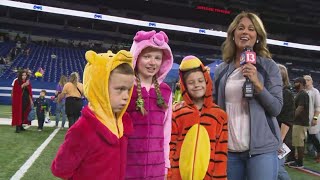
{"left": 12, "top": 69, "right": 33, "bottom": 133}
{"left": 51, "top": 50, "right": 135, "bottom": 180}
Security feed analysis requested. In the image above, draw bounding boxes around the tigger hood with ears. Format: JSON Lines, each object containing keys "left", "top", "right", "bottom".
{"left": 179, "top": 55, "right": 214, "bottom": 107}
{"left": 83, "top": 50, "right": 133, "bottom": 138}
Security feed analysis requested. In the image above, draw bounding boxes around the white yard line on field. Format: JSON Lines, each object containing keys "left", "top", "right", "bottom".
{"left": 10, "top": 128, "right": 60, "bottom": 180}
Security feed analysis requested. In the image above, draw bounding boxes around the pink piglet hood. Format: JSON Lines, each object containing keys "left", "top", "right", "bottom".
{"left": 130, "top": 30, "right": 173, "bottom": 83}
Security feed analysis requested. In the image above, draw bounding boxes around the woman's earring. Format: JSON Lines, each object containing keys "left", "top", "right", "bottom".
{"left": 232, "top": 37, "right": 234, "bottom": 41}
{"left": 256, "top": 39, "right": 259, "bottom": 43}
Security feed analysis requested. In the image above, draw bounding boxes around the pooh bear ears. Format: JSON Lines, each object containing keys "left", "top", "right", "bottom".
{"left": 85, "top": 50, "right": 133, "bottom": 67}
{"left": 85, "top": 50, "right": 98, "bottom": 64}
{"left": 85, "top": 50, "right": 114, "bottom": 64}
{"left": 133, "top": 30, "right": 169, "bottom": 46}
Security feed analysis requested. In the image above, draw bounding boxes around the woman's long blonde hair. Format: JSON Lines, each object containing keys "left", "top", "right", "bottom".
{"left": 221, "top": 12, "right": 272, "bottom": 63}
{"left": 59, "top": 75, "right": 67, "bottom": 87}
{"left": 69, "top": 72, "right": 79, "bottom": 86}
{"left": 278, "top": 64, "right": 290, "bottom": 88}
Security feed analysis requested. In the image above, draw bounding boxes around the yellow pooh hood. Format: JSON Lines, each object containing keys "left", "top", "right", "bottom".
{"left": 83, "top": 50, "right": 133, "bottom": 138}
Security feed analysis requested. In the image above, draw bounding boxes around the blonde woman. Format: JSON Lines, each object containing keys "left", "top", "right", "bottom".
{"left": 58, "top": 72, "right": 84, "bottom": 128}
{"left": 55, "top": 75, "right": 67, "bottom": 128}
{"left": 277, "top": 64, "right": 293, "bottom": 179}
{"left": 214, "top": 12, "right": 283, "bottom": 180}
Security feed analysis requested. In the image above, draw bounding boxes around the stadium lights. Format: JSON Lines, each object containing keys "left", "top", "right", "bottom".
{"left": 0, "top": 0, "right": 319, "bottom": 51}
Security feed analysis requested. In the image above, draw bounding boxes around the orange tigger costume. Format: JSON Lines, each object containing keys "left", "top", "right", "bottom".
{"left": 169, "top": 56, "right": 228, "bottom": 180}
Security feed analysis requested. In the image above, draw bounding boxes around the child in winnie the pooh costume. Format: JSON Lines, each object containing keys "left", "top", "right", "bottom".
{"left": 168, "top": 56, "right": 228, "bottom": 180}
{"left": 51, "top": 50, "right": 135, "bottom": 180}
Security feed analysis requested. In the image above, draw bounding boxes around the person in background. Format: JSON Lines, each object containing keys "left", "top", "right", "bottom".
{"left": 34, "top": 90, "right": 49, "bottom": 131}
{"left": 289, "top": 77, "right": 309, "bottom": 168}
{"left": 303, "top": 75, "right": 320, "bottom": 163}
{"left": 58, "top": 72, "right": 83, "bottom": 128}
{"left": 12, "top": 69, "right": 33, "bottom": 133}
{"left": 55, "top": 75, "right": 67, "bottom": 129}
{"left": 173, "top": 81, "right": 182, "bottom": 104}
{"left": 0, "top": 56, "right": 7, "bottom": 64}
{"left": 277, "top": 64, "right": 294, "bottom": 180}
{"left": 214, "top": 12, "right": 283, "bottom": 180}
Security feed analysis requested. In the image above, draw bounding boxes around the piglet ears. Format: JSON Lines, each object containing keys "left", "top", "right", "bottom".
{"left": 133, "top": 30, "right": 169, "bottom": 44}
{"left": 157, "top": 31, "right": 169, "bottom": 43}
{"left": 133, "top": 30, "right": 156, "bottom": 42}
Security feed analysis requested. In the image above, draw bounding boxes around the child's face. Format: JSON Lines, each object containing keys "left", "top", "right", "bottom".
{"left": 137, "top": 48, "right": 163, "bottom": 79}
{"left": 109, "top": 72, "right": 134, "bottom": 113}
{"left": 40, "top": 92, "right": 46, "bottom": 97}
{"left": 185, "top": 71, "right": 206, "bottom": 100}
{"left": 22, "top": 72, "right": 27, "bottom": 81}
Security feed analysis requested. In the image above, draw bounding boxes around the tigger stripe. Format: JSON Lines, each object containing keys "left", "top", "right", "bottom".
{"left": 172, "top": 157, "right": 179, "bottom": 161}
{"left": 173, "top": 105, "right": 189, "bottom": 112}
{"left": 200, "top": 122, "right": 212, "bottom": 126}
{"left": 201, "top": 113, "right": 221, "bottom": 124}
{"left": 220, "top": 140, "right": 228, "bottom": 143}
{"left": 172, "top": 120, "right": 178, "bottom": 127}
{"left": 210, "top": 159, "right": 224, "bottom": 163}
{"left": 206, "top": 172, "right": 227, "bottom": 178}
{"left": 215, "top": 151, "right": 228, "bottom": 156}
{"left": 187, "top": 103, "right": 194, "bottom": 107}
{"left": 175, "top": 112, "right": 193, "bottom": 119}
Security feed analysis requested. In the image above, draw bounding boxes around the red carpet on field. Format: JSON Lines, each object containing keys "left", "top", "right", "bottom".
{"left": 289, "top": 166, "right": 320, "bottom": 177}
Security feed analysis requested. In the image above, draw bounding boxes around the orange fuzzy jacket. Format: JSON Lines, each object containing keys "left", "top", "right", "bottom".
{"left": 169, "top": 56, "right": 228, "bottom": 180}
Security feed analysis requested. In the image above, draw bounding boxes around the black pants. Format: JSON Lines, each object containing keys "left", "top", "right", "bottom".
{"left": 65, "top": 97, "right": 83, "bottom": 128}
{"left": 309, "top": 134, "right": 320, "bottom": 153}
{"left": 284, "top": 128, "right": 295, "bottom": 161}
{"left": 21, "top": 91, "right": 29, "bottom": 124}
{"left": 37, "top": 112, "right": 45, "bottom": 130}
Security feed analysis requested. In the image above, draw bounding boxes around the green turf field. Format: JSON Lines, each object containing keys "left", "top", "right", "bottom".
{"left": 22, "top": 128, "right": 66, "bottom": 180}
{"left": 0, "top": 104, "right": 320, "bottom": 179}
{"left": 0, "top": 105, "right": 11, "bottom": 118}
{"left": 0, "top": 125, "right": 64, "bottom": 180}
{"left": 0, "top": 105, "right": 55, "bottom": 120}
